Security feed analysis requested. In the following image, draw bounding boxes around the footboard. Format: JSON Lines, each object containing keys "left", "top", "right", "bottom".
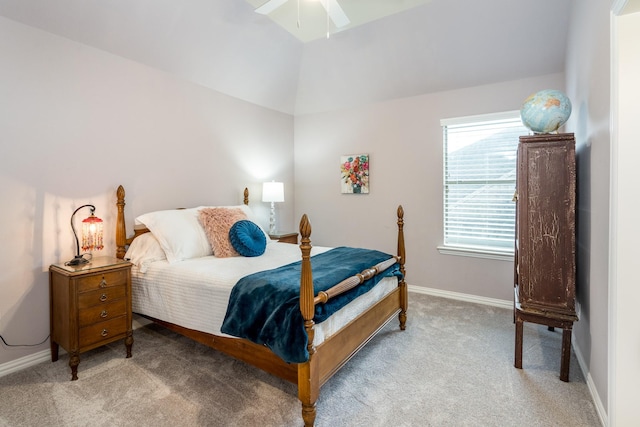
{"left": 297, "top": 207, "right": 406, "bottom": 352}
{"left": 297, "top": 206, "right": 407, "bottom": 427}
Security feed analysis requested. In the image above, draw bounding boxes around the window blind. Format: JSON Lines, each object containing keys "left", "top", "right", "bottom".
{"left": 441, "top": 112, "right": 528, "bottom": 253}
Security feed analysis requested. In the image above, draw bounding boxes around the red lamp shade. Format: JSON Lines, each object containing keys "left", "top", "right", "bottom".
{"left": 66, "top": 204, "right": 103, "bottom": 266}
{"left": 81, "top": 213, "right": 104, "bottom": 252}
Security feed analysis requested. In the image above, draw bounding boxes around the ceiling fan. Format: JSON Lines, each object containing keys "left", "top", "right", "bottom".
{"left": 255, "top": 0, "right": 351, "bottom": 28}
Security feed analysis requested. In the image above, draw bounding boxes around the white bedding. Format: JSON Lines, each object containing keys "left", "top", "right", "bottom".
{"left": 130, "top": 241, "right": 397, "bottom": 347}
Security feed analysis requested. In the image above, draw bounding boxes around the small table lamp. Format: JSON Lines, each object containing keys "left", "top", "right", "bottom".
{"left": 66, "top": 204, "right": 104, "bottom": 266}
{"left": 262, "top": 181, "right": 284, "bottom": 235}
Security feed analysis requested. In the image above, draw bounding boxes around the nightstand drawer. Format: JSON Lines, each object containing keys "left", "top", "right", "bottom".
{"left": 79, "top": 299, "right": 127, "bottom": 327}
{"left": 78, "top": 285, "right": 126, "bottom": 309}
{"left": 76, "top": 269, "right": 128, "bottom": 293}
{"left": 79, "top": 316, "right": 127, "bottom": 348}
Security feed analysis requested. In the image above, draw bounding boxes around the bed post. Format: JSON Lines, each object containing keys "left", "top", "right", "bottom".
{"left": 397, "top": 205, "right": 408, "bottom": 330}
{"left": 298, "top": 214, "right": 319, "bottom": 427}
{"left": 116, "top": 185, "right": 127, "bottom": 259}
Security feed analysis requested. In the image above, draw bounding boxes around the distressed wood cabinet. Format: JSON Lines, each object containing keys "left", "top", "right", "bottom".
{"left": 513, "top": 133, "right": 578, "bottom": 382}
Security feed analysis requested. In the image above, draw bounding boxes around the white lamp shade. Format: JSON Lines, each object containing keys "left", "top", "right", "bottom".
{"left": 262, "top": 181, "right": 284, "bottom": 203}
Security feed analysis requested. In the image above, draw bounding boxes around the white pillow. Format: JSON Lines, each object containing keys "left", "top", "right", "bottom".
{"left": 135, "top": 208, "right": 212, "bottom": 263}
{"left": 124, "top": 232, "right": 167, "bottom": 273}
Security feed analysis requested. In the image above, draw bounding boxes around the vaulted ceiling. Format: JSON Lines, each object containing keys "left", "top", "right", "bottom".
{"left": 0, "top": 0, "right": 573, "bottom": 115}
{"left": 244, "top": 0, "right": 434, "bottom": 43}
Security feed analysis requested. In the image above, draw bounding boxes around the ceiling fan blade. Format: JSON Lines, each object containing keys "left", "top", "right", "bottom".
{"left": 255, "top": 0, "right": 289, "bottom": 15}
{"left": 319, "top": 0, "right": 350, "bottom": 28}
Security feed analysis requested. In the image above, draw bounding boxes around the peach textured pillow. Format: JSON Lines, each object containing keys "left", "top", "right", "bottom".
{"left": 198, "top": 207, "right": 248, "bottom": 258}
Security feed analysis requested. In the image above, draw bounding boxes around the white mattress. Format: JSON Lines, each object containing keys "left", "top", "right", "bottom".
{"left": 131, "top": 242, "right": 398, "bottom": 346}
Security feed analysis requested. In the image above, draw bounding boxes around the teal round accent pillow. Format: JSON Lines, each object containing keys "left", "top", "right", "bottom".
{"left": 229, "top": 220, "right": 267, "bottom": 257}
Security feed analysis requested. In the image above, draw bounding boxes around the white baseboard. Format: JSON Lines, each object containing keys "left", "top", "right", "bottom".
{"left": 0, "top": 349, "right": 50, "bottom": 378}
{"left": 572, "top": 337, "right": 608, "bottom": 426}
{"left": 0, "top": 315, "right": 151, "bottom": 379}
{"left": 408, "top": 284, "right": 512, "bottom": 309}
{"left": 408, "top": 284, "right": 607, "bottom": 427}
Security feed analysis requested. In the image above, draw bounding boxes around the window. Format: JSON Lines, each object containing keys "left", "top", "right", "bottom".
{"left": 440, "top": 111, "right": 528, "bottom": 260}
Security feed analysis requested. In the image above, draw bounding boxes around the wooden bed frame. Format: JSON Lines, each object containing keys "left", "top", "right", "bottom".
{"left": 115, "top": 185, "right": 407, "bottom": 427}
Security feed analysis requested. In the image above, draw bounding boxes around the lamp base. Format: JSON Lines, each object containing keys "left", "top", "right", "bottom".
{"left": 269, "top": 201, "right": 277, "bottom": 235}
{"left": 66, "top": 254, "right": 90, "bottom": 266}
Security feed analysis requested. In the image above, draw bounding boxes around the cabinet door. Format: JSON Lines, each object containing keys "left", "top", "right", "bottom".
{"left": 516, "top": 135, "right": 576, "bottom": 316}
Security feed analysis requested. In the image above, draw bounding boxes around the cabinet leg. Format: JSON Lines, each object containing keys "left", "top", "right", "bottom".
{"left": 515, "top": 319, "right": 523, "bottom": 369}
{"left": 69, "top": 351, "right": 80, "bottom": 381}
{"left": 560, "top": 328, "right": 572, "bottom": 382}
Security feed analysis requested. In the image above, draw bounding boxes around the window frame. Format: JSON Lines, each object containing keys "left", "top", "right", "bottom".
{"left": 438, "top": 110, "right": 527, "bottom": 261}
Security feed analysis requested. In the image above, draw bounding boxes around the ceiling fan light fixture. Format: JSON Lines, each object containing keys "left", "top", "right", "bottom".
{"left": 319, "top": 0, "right": 350, "bottom": 28}
{"left": 254, "top": 0, "right": 350, "bottom": 29}
{"left": 255, "top": 0, "right": 288, "bottom": 15}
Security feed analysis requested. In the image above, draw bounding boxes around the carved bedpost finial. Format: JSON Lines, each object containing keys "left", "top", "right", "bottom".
{"left": 243, "top": 188, "right": 249, "bottom": 205}
{"left": 298, "top": 214, "right": 315, "bottom": 355}
{"left": 116, "top": 185, "right": 127, "bottom": 259}
{"left": 299, "top": 214, "right": 312, "bottom": 240}
{"left": 397, "top": 205, "right": 405, "bottom": 271}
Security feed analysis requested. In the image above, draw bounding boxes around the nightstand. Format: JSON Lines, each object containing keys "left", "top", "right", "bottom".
{"left": 49, "top": 256, "right": 133, "bottom": 380}
{"left": 269, "top": 231, "right": 298, "bottom": 244}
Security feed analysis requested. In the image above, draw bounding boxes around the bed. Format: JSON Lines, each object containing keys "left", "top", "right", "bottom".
{"left": 114, "top": 185, "right": 407, "bottom": 426}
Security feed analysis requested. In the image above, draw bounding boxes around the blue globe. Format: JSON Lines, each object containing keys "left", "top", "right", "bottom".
{"left": 520, "top": 89, "right": 572, "bottom": 134}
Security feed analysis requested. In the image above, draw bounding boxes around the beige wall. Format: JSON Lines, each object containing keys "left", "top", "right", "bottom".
{"left": 564, "top": 0, "right": 612, "bottom": 419}
{"left": 293, "top": 73, "right": 565, "bottom": 301}
{"left": 0, "top": 17, "right": 294, "bottom": 366}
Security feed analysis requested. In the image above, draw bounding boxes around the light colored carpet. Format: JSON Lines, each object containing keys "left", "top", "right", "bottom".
{"left": 0, "top": 293, "right": 601, "bottom": 427}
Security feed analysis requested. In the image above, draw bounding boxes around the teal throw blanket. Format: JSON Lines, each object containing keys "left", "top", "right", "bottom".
{"left": 220, "top": 247, "right": 403, "bottom": 363}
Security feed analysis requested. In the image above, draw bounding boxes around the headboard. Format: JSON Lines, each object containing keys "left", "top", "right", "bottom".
{"left": 115, "top": 185, "right": 250, "bottom": 259}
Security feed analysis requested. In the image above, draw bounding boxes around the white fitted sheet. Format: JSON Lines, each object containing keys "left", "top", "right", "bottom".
{"left": 131, "top": 242, "right": 398, "bottom": 347}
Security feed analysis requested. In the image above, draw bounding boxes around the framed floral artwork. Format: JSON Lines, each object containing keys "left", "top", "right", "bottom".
{"left": 341, "top": 154, "right": 369, "bottom": 194}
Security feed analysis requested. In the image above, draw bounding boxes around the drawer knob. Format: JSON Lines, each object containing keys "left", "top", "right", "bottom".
{"left": 99, "top": 279, "right": 107, "bottom": 288}
{"left": 99, "top": 294, "right": 108, "bottom": 302}
{"left": 101, "top": 329, "right": 109, "bottom": 337}
{"left": 100, "top": 310, "right": 108, "bottom": 318}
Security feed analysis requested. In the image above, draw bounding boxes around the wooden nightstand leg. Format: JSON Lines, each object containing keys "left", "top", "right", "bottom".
{"left": 51, "top": 341, "right": 59, "bottom": 362}
{"left": 560, "top": 328, "right": 572, "bottom": 382}
{"left": 514, "top": 319, "right": 523, "bottom": 369}
{"left": 69, "top": 351, "right": 80, "bottom": 381}
{"left": 125, "top": 331, "right": 133, "bottom": 358}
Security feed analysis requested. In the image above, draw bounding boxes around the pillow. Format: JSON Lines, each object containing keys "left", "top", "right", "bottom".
{"left": 198, "top": 204, "right": 273, "bottom": 246}
{"left": 237, "top": 205, "right": 273, "bottom": 244}
{"left": 135, "top": 208, "right": 212, "bottom": 263}
{"left": 198, "top": 207, "right": 247, "bottom": 258}
{"left": 229, "top": 220, "right": 267, "bottom": 257}
{"left": 124, "top": 232, "right": 167, "bottom": 273}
